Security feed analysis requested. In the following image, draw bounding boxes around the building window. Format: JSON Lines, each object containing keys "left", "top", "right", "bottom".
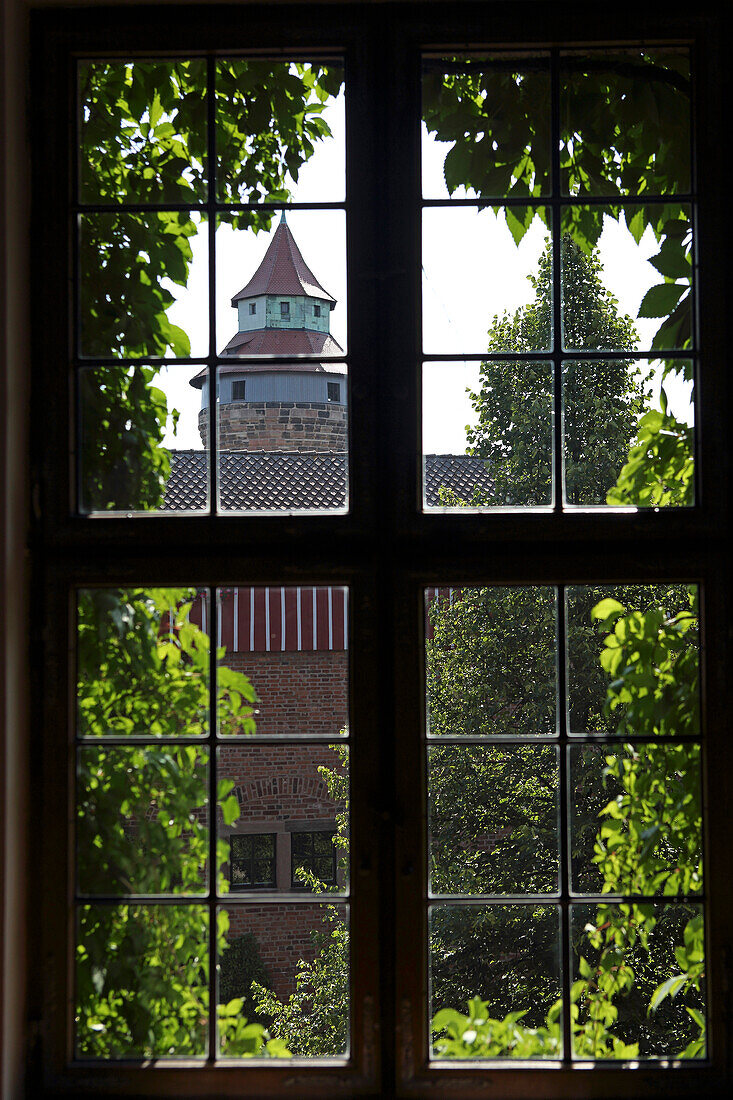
{"left": 291, "top": 830, "right": 337, "bottom": 887}
{"left": 314, "top": 304, "right": 321, "bottom": 317}
{"left": 231, "top": 379, "right": 246, "bottom": 401}
{"left": 30, "top": 4, "right": 729, "bottom": 1096}
{"left": 230, "top": 833, "right": 276, "bottom": 889}
{"left": 249, "top": 302, "right": 256, "bottom": 315}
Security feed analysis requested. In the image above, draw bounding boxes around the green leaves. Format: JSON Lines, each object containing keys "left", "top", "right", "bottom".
{"left": 638, "top": 282, "right": 685, "bottom": 319}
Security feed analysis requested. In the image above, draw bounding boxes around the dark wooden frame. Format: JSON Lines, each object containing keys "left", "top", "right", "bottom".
{"left": 230, "top": 834, "right": 278, "bottom": 891}
{"left": 29, "top": 3, "right": 731, "bottom": 1096}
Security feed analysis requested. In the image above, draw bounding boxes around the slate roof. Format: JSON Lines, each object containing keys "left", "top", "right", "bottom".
{"left": 231, "top": 215, "right": 336, "bottom": 305}
{"left": 162, "top": 451, "right": 494, "bottom": 511}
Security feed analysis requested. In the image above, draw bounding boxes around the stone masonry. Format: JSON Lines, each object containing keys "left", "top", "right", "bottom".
{"left": 199, "top": 400, "right": 347, "bottom": 451}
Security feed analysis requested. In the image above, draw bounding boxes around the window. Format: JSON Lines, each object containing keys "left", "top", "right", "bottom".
{"left": 314, "top": 304, "right": 321, "bottom": 317}
{"left": 230, "top": 833, "right": 277, "bottom": 889}
{"left": 28, "top": 3, "right": 731, "bottom": 1097}
{"left": 249, "top": 302, "right": 256, "bottom": 315}
{"left": 231, "top": 379, "right": 246, "bottom": 401}
{"left": 291, "top": 829, "right": 338, "bottom": 887}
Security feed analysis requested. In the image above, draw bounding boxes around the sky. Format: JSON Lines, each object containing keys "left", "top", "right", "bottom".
{"left": 159, "top": 86, "right": 692, "bottom": 455}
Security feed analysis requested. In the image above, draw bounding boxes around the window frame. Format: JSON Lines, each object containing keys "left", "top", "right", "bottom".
{"left": 28, "top": 2, "right": 732, "bottom": 1097}
{"left": 229, "top": 832, "right": 278, "bottom": 891}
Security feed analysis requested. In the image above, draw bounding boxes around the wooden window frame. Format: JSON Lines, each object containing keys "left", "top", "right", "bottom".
{"left": 230, "top": 832, "right": 277, "bottom": 891}
{"left": 28, "top": 2, "right": 731, "bottom": 1097}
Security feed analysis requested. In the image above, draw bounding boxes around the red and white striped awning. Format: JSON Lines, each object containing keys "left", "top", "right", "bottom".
{"left": 191, "top": 586, "right": 348, "bottom": 653}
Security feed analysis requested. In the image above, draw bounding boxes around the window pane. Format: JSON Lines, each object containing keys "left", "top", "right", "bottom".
{"left": 565, "top": 584, "right": 699, "bottom": 737}
{"left": 78, "top": 365, "right": 207, "bottom": 514}
{"left": 571, "top": 903, "right": 705, "bottom": 1060}
{"left": 425, "top": 586, "right": 557, "bottom": 738}
{"left": 77, "top": 745, "right": 209, "bottom": 895}
{"left": 560, "top": 207, "right": 693, "bottom": 354}
{"left": 428, "top": 745, "right": 559, "bottom": 895}
{"left": 218, "top": 903, "right": 349, "bottom": 1057}
{"left": 77, "top": 588, "right": 210, "bottom": 738}
{"left": 560, "top": 49, "right": 691, "bottom": 197}
{"left": 216, "top": 586, "right": 349, "bottom": 737}
{"left": 79, "top": 212, "right": 207, "bottom": 360}
{"left": 216, "top": 60, "right": 344, "bottom": 204}
{"left": 75, "top": 904, "right": 209, "bottom": 1058}
{"left": 218, "top": 744, "right": 348, "bottom": 895}
{"left": 422, "top": 207, "right": 550, "bottom": 355}
{"left": 78, "top": 60, "right": 207, "bottom": 205}
{"left": 422, "top": 54, "right": 551, "bottom": 200}
{"left": 562, "top": 359, "right": 695, "bottom": 508}
{"left": 430, "top": 904, "right": 562, "bottom": 1059}
{"left": 423, "top": 360, "right": 553, "bottom": 509}
{"left": 569, "top": 743, "right": 702, "bottom": 896}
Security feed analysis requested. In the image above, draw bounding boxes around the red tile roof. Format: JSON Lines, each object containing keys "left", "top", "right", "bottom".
{"left": 231, "top": 217, "right": 336, "bottom": 305}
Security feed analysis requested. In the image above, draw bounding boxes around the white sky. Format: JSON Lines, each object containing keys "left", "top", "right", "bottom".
{"left": 159, "top": 87, "right": 692, "bottom": 454}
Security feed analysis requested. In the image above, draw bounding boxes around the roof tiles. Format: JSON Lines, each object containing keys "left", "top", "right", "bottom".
{"left": 231, "top": 218, "right": 336, "bottom": 304}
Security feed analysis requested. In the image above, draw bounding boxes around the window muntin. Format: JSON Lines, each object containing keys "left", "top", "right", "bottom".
{"left": 425, "top": 584, "right": 704, "bottom": 1060}
{"left": 421, "top": 49, "right": 696, "bottom": 512}
{"left": 291, "top": 829, "right": 338, "bottom": 888}
{"left": 75, "top": 58, "right": 348, "bottom": 517}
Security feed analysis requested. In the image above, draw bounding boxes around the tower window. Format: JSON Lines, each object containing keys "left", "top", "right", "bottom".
{"left": 231, "top": 380, "right": 246, "bottom": 401}
{"left": 327, "top": 381, "right": 340, "bottom": 402}
{"left": 249, "top": 302, "right": 256, "bottom": 315}
{"left": 314, "top": 304, "right": 321, "bottom": 317}
{"left": 280, "top": 301, "right": 290, "bottom": 318}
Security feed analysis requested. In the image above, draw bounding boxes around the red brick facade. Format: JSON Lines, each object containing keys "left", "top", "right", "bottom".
{"left": 222, "top": 648, "right": 348, "bottom": 1000}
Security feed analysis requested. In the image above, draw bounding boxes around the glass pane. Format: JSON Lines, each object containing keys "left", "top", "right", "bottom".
{"left": 217, "top": 744, "right": 348, "bottom": 895}
{"left": 565, "top": 584, "right": 699, "bottom": 737}
{"left": 430, "top": 904, "right": 561, "bottom": 1058}
{"left": 216, "top": 60, "right": 344, "bottom": 204}
{"left": 422, "top": 54, "right": 551, "bottom": 199}
{"left": 216, "top": 586, "right": 349, "bottom": 737}
{"left": 75, "top": 904, "right": 209, "bottom": 1058}
{"left": 77, "top": 587, "right": 210, "bottom": 738}
{"left": 561, "top": 207, "right": 693, "bottom": 354}
{"left": 77, "top": 745, "right": 209, "bottom": 895}
{"left": 79, "top": 60, "right": 207, "bottom": 204}
{"left": 423, "top": 359, "right": 553, "bottom": 508}
{"left": 425, "top": 586, "right": 557, "bottom": 737}
{"left": 422, "top": 206, "right": 550, "bottom": 354}
{"left": 218, "top": 903, "right": 349, "bottom": 1057}
{"left": 215, "top": 210, "right": 346, "bottom": 355}
{"left": 78, "top": 365, "right": 207, "bottom": 514}
{"left": 563, "top": 359, "right": 695, "bottom": 508}
{"left": 79, "top": 212, "right": 207, "bottom": 359}
{"left": 569, "top": 743, "right": 702, "bottom": 897}
{"left": 571, "top": 903, "right": 705, "bottom": 1060}
{"left": 428, "top": 745, "right": 559, "bottom": 895}
{"left": 560, "top": 49, "right": 691, "bottom": 197}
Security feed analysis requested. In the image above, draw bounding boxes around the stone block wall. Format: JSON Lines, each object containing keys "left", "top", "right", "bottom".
{"left": 199, "top": 401, "right": 347, "bottom": 451}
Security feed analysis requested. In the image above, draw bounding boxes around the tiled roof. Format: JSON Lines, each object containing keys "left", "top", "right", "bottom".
{"left": 162, "top": 451, "right": 493, "bottom": 511}
{"left": 231, "top": 217, "right": 336, "bottom": 304}
{"left": 221, "top": 329, "right": 343, "bottom": 358}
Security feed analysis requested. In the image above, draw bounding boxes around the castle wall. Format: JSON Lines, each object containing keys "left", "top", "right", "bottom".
{"left": 199, "top": 401, "right": 347, "bottom": 451}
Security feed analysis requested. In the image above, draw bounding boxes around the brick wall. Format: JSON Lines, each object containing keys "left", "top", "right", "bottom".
{"left": 225, "top": 903, "right": 339, "bottom": 1003}
{"left": 219, "top": 648, "right": 348, "bottom": 1000}
{"left": 199, "top": 401, "right": 347, "bottom": 451}
{"left": 226, "top": 649, "right": 348, "bottom": 738}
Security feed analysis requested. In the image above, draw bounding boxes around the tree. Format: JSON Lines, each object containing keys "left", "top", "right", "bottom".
{"left": 75, "top": 587, "right": 290, "bottom": 1058}
{"left": 467, "top": 236, "right": 647, "bottom": 506}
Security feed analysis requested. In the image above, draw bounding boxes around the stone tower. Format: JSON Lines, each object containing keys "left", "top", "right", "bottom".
{"left": 191, "top": 213, "right": 346, "bottom": 451}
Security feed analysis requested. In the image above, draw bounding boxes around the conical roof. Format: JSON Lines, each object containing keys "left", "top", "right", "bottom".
{"left": 231, "top": 213, "right": 336, "bottom": 305}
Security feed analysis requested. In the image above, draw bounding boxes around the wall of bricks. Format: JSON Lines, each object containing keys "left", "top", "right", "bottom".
{"left": 226, "top": 650, "right": 348, "bottom": 738}
{"left": 199, "top": 401, "right": 347, "bottom": 451}
{"left": 218, "top": 647, "right": 348, "bottom": 999}
{"left": 225, "top": 903, "right": 341, "bottom": 1003}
